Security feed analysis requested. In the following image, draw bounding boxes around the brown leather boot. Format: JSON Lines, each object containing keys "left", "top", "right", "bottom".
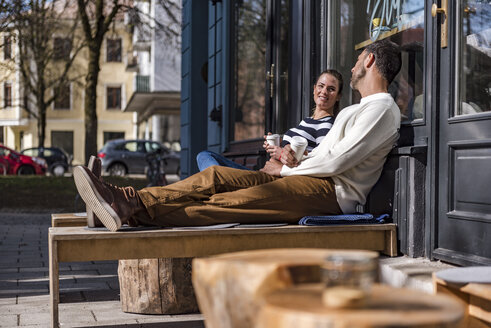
{"left": 73, "top": 165, "right": 143, "bottom": 231}
{"left": 87, "top": 156, "right": 103, "bottom": 228}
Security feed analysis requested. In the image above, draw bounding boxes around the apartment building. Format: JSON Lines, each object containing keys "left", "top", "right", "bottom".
{"left": 124, "top": 0, "right": 181, "bottom": 152}
{"left": 0, "top": 15, "right": 136, "bottom": 165}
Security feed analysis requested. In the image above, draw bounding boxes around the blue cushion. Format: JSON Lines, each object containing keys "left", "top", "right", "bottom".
{"left": 298, "top": 214, "right": 389, "bottom": 226}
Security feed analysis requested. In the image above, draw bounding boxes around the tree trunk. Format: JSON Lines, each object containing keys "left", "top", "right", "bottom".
{"left": 118, "top": 258, "right": 199, "bottom": 314}
{"left": 36, "top": 83, "right": 46, "bottom": 148}
{"left": 84, "top": 47, "right": 100, "bottom": 165}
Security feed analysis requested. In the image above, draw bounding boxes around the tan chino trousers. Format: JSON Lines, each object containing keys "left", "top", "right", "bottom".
{"left": 135, "top": 165, "right": 342, "bottom": 227}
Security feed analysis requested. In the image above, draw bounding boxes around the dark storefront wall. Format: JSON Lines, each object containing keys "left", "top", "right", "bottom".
{"left": 181, "top": 0, "right": 491, "bottom": 265}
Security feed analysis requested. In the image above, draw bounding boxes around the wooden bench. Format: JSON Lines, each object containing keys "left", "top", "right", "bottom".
{"left": 51, "top": 212, "right": 87, "bottom": 227}
{"left": 434, "top": 273, "right": 491, "bottom": 327}
{"left": 49, "top": 214, "right": 397, "bottom": 328}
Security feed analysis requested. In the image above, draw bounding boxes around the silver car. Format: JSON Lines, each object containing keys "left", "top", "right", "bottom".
{"left": 98, "top": 139, "right": 180, "bottom": 176}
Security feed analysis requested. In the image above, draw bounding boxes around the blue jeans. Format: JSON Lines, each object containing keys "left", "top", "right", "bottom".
{"left": 196, "top": 151, "right": 252, "bottom": 171}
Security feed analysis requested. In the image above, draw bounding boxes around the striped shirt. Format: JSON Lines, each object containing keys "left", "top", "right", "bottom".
{"left": 281, "top": 116, "right": 335, "bottom": 152}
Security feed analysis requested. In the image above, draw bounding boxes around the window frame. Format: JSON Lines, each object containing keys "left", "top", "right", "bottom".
{"left": 53, "top": 37, "right": 72, "bottom": 61}
{"left": 106, "top": 38, "right": 122, "bottom": 62}
{"left": 3, "top": 82, "right": 12, "bottom": 108}
{"left": 53, "top": 83, "right": 72, "bottom": 110}
{"left": 4, "top": 34, "right": 11, "bottom": 60}
{"left": 106, "top": 86, "right": 122, "bottom": 110}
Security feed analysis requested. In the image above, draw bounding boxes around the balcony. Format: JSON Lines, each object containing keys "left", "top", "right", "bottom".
{"left": 136, "top": 75, "right": 150, "bottom": 92}
{"left": 126, "top": 51, "right": 138, "bottom": 72}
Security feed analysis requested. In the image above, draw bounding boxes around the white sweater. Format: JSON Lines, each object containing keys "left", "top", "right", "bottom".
{"left": 280, "top": 93, "right": 401, "bottom": 213}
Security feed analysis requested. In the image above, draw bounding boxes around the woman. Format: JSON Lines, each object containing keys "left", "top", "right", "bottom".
{"left": 197, "top": 69, "right": 343, "bottom": 171}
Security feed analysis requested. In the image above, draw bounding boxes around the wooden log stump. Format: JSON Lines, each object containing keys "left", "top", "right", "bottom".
{"left": 192, "top": 248, "right": 378, "bottom": 328}
{"left": 257, "top": 284, "right": 465, "bottom": 328}
{"left": 118, "top": 258, "right": 199, "bottom": 314}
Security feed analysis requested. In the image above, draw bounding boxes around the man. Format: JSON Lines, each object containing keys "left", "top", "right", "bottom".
{"left": 74, "top": 39, "right": 402, "bottom": 232}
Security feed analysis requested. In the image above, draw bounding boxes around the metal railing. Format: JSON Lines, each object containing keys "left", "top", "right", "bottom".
{"left": 136, "top": 75, "right": 150, "bottom": 92}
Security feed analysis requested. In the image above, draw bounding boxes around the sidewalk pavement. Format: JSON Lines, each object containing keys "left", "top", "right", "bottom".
{"left": 0, "top": 211, "right": 456, "bottom": 327}
{"left": 0, "top": 212, "right": 204, "bottom": 328}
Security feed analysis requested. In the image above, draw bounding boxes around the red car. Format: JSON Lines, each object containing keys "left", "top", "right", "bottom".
{"left": 0, "top": 144, "right": 47, "bottom": 175}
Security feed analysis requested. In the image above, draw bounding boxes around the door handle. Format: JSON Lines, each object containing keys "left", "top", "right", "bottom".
{"left": 266, "top": 64, "right": 275, "bottom": 98}
{"left": 431, "top": 0, "right": 448, "bottom": 48}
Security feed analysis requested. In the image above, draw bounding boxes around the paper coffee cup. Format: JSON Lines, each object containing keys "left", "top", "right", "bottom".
{"left": 266, "top": 134, "right": 280, "bottom": 146}
{"left": 290, "top": 136, "right": 307, "bottom": 162}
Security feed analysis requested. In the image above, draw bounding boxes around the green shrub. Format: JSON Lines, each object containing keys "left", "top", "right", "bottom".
{"left": 0, "top": 176, "right": 148, "bottom": 213}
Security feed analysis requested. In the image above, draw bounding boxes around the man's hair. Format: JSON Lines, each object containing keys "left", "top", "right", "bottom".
{"left": 365, "top": 39, "right": 402, "bottom": 84}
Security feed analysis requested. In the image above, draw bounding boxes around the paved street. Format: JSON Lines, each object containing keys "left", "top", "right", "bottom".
{"left": 0, "top": 212, "right": 204, "bottom": 328}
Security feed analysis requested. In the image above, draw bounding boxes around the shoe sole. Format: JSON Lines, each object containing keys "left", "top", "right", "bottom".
{"left": 86, "top": 156, "right": 103, "bottom": 228}
{"left": 74, "top": 166, "right": 122, "bottom": 231}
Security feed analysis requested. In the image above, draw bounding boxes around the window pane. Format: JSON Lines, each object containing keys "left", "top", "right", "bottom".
{"left": 233, "top": 0, "right": 266, "bottom": 141}
{"left": 107, "top": 87, "right": 121, "bottom": 109}
{"left": 54, "top": 84, "right": 70, "bottom": 109}
{"left": 4, "top": 83, "right": 11, "bottom": 107}
{"left": 457, "top": 1, "right": 491, "bottom": 116}
{"left": 276, "top": 0, "right": 290, "bottom": 134}
{"left": 146, "top": 142, "right": 162, "bottom": 153}
{"left": 107, "top": 39, "right": 122, "bottom": 62}
{"left": 23, "top": 149, "right": 36, "bottom": 156}
{"left": 53, "top": 38, "right": 71, "bottom": 61}
{"left": 51, "top": 131, "right": 73, "bottom": 158}
{"left": 336, "top": 0, "right": 425, "bottom": 121}
{"left": 4, "top": 35, "right": 11, "bottom": 60}
{"left": 103, "top": 131, "right": 125, "bottom": 144}
{"left": 124, "top": 142, "right": 138, "bottom": 152}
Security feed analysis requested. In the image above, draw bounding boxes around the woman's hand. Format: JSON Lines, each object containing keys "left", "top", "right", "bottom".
{"left": 265, "top": 144, "right": 283, "bottom": 160}
{"left": 263, "top": 132, "right": 283, "bottom": 160}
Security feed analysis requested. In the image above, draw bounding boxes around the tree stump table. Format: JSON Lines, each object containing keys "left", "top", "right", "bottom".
{"left": 192, "top": 248, "right": 378, "bottom": 328}
{"left": 257, "top": 284, "right": 465, "bottom": 328}
{"left": 118, "top": 258, "right": 199, "bottom": 314}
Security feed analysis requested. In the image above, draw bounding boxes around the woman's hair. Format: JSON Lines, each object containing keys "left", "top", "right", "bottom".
{"left": 313, "top": 69, "right": 344, "bottom": 116}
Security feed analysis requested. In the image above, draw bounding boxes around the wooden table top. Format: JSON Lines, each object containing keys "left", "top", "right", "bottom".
{"left": 258, "top": 284, "right": 465, "bottom": 328}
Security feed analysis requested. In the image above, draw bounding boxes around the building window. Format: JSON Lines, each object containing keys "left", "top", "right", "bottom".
{"left": 4, "top": 35, "right": 11, "bottom": 60}
{"left": 106, "top": 86, "right": 121, "bottom": 109}
{"left": 233, "top": 0, "right": 267, "bottom": 142}
{"left": 54, "top": 84, "right": 71, "bottom": 110}
{"left": 53, "top": 37, "right": 71, "bottom": 61}
{"left": 51, "top": 131, "right": 73, "bottom": 158}
{"left": 332, "top": 1, "right": 425, "bottom": 121}
{"left": 4, "top": 83, "right": 12, "bottom": 108}
{"left": 103, "top": 131, "right": 125, "bottom": 144}
{"left": 106, "top": 39, "right": 122, "bottom": 62}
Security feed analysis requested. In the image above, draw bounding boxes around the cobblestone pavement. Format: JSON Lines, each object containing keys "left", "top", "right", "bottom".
{"left": 0, "top": 212, "right": 204, "bottom": 328}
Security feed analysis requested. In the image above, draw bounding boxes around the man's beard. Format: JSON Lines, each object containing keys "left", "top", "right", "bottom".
{"left": 350, "top": 67, "right": 366, "bottom": 90}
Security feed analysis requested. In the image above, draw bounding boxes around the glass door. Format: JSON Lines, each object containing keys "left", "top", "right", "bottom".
{"left": 433, "top": 0, "right": 491, "bottom": 265}
{"left": 268, "top": 0, "right": 290, "bottom": 135}
{"left": 231, "top": 0, "right": 291, "bottom": 143}
{"left": 233, "top": 0, "right": 267, "bottom": 142}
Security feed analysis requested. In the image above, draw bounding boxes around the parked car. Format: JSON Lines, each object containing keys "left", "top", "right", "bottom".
{"left": 97, "top": 139, "right": 180, "bottom": 176}
{"left": 21, "top": 147, "right": 72, "bottom": 176}
{"left": 0, "top": 144, "right": 47, "bottom": 175}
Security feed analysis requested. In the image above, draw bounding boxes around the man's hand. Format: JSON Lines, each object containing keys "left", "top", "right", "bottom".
{"left": 260, "top": 159, "right": 283, "bottom": 177}
{"left": 279, "top": 144, "right": 300, "bottom": 168}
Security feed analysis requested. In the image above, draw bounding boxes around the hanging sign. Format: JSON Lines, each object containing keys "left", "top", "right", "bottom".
{"left": 367, "top": 0, "right": 403, "bottom": 41}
